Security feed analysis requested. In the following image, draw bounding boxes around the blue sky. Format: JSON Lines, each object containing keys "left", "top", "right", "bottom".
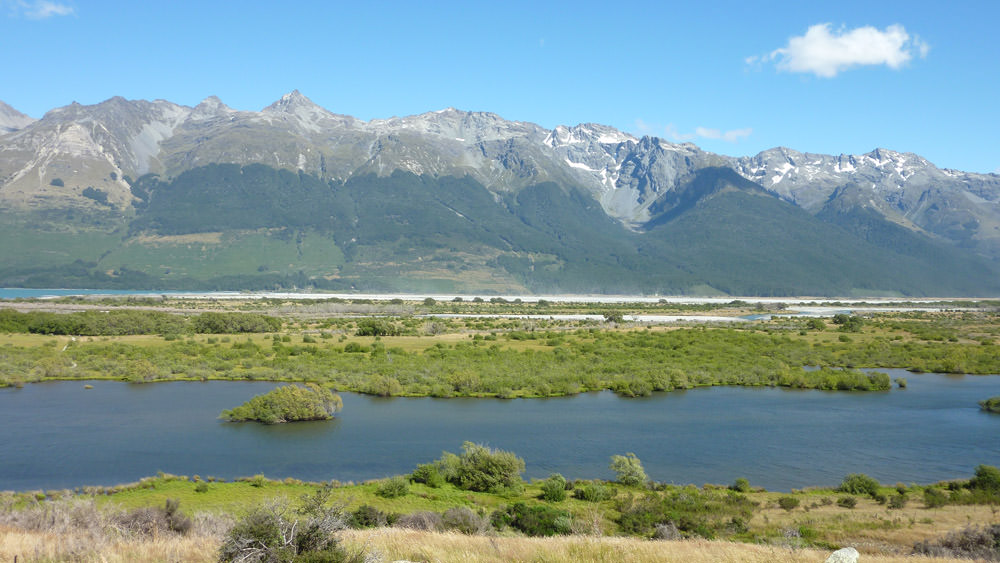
{"left": 2, "top": 0, "right": 998, "bottom": 173}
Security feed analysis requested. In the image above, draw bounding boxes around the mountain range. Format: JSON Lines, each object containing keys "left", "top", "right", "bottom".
{"left": 1, "top": 91, "right": 998, "bottom": 296}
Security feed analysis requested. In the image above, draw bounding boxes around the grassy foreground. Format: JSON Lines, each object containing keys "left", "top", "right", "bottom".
{"left": 0, "top": 527, "right": 976, "bottom": 563}
{"left": 2, "top": 469, "right": 998, "bottom": 562}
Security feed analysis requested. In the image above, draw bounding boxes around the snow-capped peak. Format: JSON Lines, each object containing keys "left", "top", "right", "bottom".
{"left": 544, "top": 123, "right": 637, "bottom": 148}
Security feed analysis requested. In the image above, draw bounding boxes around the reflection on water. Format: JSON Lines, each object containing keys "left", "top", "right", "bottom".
{"left": 1, "top": 370, "right": 998, "bottom": 492}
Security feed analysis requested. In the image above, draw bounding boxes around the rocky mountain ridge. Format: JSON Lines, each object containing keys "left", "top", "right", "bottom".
{"left": 1, "top": 91, "right": 998, "bottom": 259}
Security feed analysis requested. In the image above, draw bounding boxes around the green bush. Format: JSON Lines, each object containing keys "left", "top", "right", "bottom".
{"left": 837, "top": 473, "right": 881, "bottom": 497}
{"left": 730, "top": 478, "right": 750, "bottom": 493}
{"left": 349, "top": 505, "right": 387, "bottom": 528}
{"left": 615, "top": 488, "right": 755, "bottom": 539}
{"left": 221, "top": 384, "right": 342, "bottom": 424}
{"left": 923, "top": 487, "right": 948, "bottom": 508}
{"left": 610, "top": 453, "right": 647, "bottom": 487}
{"left": 375, "top": 476, "right": 409, "bottom": 499}
{"left": 969, "top": 464, "right": 1000, "bottom": 493}
{"left": 410, "top": 463, "right": 445, "bottom": 488}
{"left": 491, "top": 502, "right": 571, "bottom": 536}
{"left": 888, "top": 494, "right": 907, "bottom": 509}
{"left": 837, "top": 496, "right": 857, "bottom": 509}
{"left": 539, "top": 474, "right": 567, "bottom": 502}
{"left": 777, "top": 496, "right": 800, "bottom": 511}
{"left": 192, "top": 312, "right": 282, "bottom": 334}
{"left": 355, "top": 319, "right": 401, "bottom": 337}
{"left": 980, "top": 396, "right": 1000, "bottom": 413}
{"left": 435, "top": 442, "right": 525, "bottom": 493}
{"left": 573, "top": 483, "right": 615, "bottom": 502}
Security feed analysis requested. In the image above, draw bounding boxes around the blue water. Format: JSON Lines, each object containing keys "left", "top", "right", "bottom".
{"left": 1, "top": 370, "right": 997, "bottom": 492}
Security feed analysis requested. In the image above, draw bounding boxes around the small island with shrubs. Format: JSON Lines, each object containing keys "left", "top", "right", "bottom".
{"left": 980, "top": 396, "right": 1000, "bottom": 414}
{"left": 220, "top": 383, "right": 342, "bottom": 424}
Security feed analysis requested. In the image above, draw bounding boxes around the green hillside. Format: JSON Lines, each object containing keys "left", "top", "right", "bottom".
{"left": 1, "top": 164, "right": 997, "bottom": 296}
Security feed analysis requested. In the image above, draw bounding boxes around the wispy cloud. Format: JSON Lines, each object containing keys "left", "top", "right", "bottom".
{"left": 749, "top": 23, "right": 928, "bottom": 78}
{"left": 6, "top": 0, "right": 75, "bottom": 19}
{"left": 694, "top": 126, "right": 753, "bottom": 142}
{"left": 635, "top": 120, "right": 751, "bottom": 144}
{"left": 664, "top": 123, "right": 695, "bottom": 142}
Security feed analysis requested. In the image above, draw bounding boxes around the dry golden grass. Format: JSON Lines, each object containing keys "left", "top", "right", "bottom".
{"left": 0, "top": 525, "right": 217, "bottom": 563}
{"left": 339, "top": 528, "right": 972, "bottom": 563}
{"left": 0, "top": 525, "right": 981, "bottom": 563}
{"left": 755, "top": 495, "right": 1000, "bottom": 552}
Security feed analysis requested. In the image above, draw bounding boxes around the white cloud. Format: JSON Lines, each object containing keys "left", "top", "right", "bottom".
{"left": 695, "top": 126, "right": 753, "bottom": 142}
{"left": 633, "top": 119, "right": 655, "bottom": 136}
{"left": 664, "top": 123, "right": 695, "bottom": 142}
{"left": 6, "top": 0, "right": 74, "bottom": 19}
{"left": 755, "top": 23, "right": 928, "bottom": 78}
{"left": 635, "top": 121, "right": 751, "bottom": 144}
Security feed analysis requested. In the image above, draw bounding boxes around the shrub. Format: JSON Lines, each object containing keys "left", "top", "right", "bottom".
{"left": 395, "top": 511, "right": 443, "bottom": 531}
{"left": 49, "top": 178, "right": 64, "bottom": 187}
{"left": 778, "top": 497, "right": 800, "bottom": 511}
{"left": 349, "top": 505, "right": 387, "bottom": 528}
{"left": 980, "top": 396, "right": 1000, "bottom": 413}
{"left": 913, "top": 524, "right": 1000, "bottom": 560}
{"left": 194, "top": 482, "right": 209, "bottom": 493}
{"left": 218, "top": 498, "right": 354, "bottom": 563}
{"left": 539, "top": 474, "right": 568, "bottom": 502}
{"left": 837, "top": 496, "right": 858, "bottom": 509}
{"left": 220, "top": 384, "right": 342, "bottom": 424}
{"left": 115, "top": 500, "right": 190, "bottom": 537}
{"left": 969, "top": 464, "right": 1000, "bottom": 493}
{"left": 837, "top": 473, "right": 880, "bottom": 497}
{"left": 610, "top": 453, "right": 647, "bottom": 487}
{"left": 730, "top": 478, "right": 750, "bottom": 493}
{"left": 615, "top": 488, "right": 755, "bottom": 539}
{"left": 443, "top": 442, "right": 525, "bottom": 493}
{"left": 491, "top": 502, "right": 571, "bottom": 536}
{"left": 442, "top": 506, "right": 490, "bottom": 534}
{"left": 573, "top": 483, "right": 615, "bottom": 502}
{"left": 410, "top": 463, "right": 445, "bottom": 488}
{"left": 888, "top": 494, "right": 907, "bottom": 509}
{"left": 924, "top": 487, "right": 949, "bottom": 508}
{"left": 355, "top": 319, "right": 401, "bottom": 337}
{"left": 375, "top": 476, "right": 409, "bottom": 499}
{"left": 343, "top": 342, "right": 367, "bottom": 353}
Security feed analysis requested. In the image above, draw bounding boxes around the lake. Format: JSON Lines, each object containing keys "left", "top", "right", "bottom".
{"left": 1, "top": 370, "right": 997, "bottom": 492}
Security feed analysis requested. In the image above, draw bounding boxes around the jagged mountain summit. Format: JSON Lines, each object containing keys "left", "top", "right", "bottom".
{"left": 0, "top": 101, "right": 35, "bottom": 134}
{"left": 0, "top": 92, "right": 997, "bottom": 296}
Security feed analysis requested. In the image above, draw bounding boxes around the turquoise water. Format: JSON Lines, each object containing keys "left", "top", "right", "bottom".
{"left": 0, "top": 289, "right": 196, "bottom": 299}
{"left": 1, "top": 371, "right": 997, "bottom": 492}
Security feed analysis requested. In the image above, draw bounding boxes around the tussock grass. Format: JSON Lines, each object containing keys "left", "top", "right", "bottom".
{"left": 0, "top": 526, "right": 218, "bottom": 562}
{"left": 339, "top": 528, "right": 971, "bottom": 563}
{"left": 1, "top": 526, "right": 974, "bottom": 563}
